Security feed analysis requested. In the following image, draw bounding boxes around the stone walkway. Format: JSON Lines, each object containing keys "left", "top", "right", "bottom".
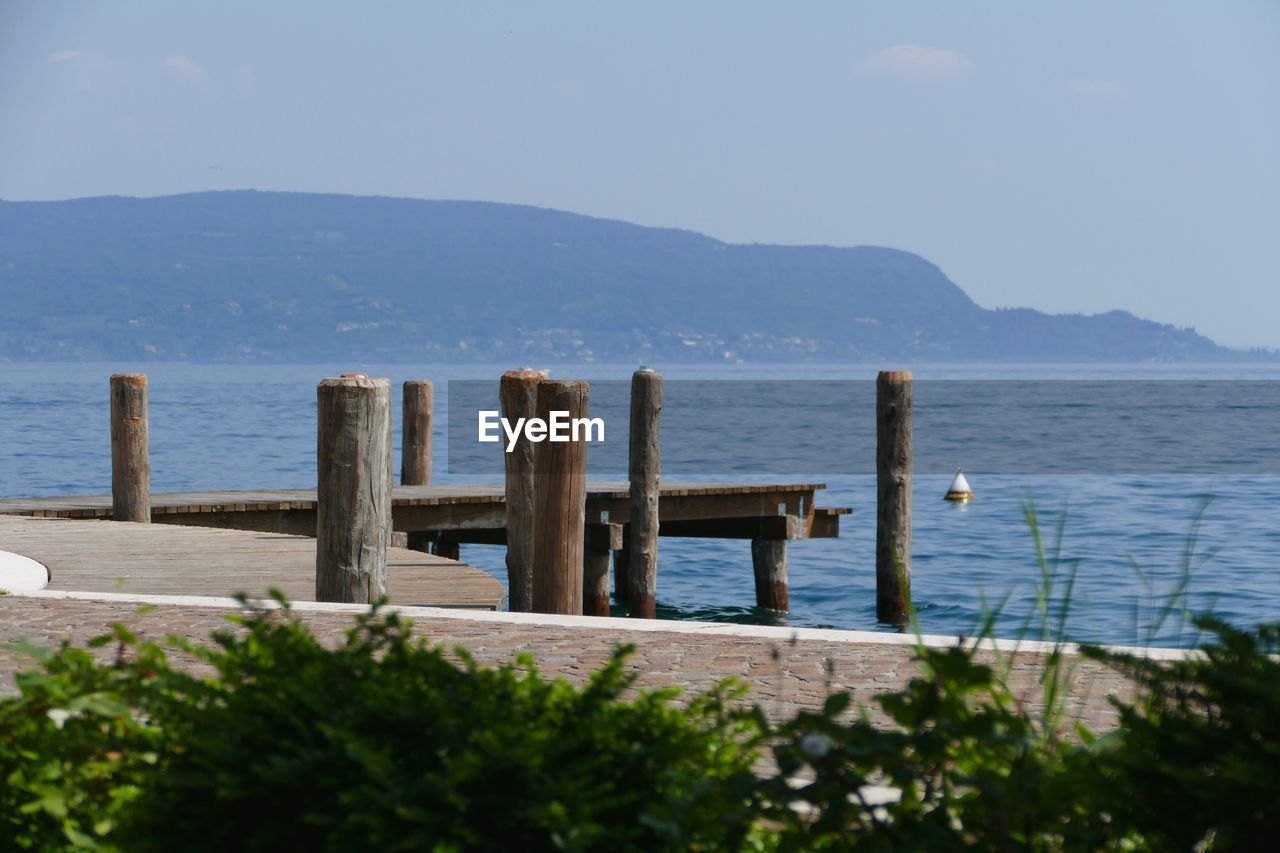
{"left": 0, "top": 592, "right": 1142, "bottom": 733}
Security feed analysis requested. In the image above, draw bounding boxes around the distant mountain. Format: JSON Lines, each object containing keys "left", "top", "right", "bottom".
{"left": 0, "top": 191, "right": 1261, "bottom": 363}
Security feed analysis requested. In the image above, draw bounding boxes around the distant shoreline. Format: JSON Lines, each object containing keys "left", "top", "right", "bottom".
{"left": 4, "top": 191, "right": 1269, "bottom": 362}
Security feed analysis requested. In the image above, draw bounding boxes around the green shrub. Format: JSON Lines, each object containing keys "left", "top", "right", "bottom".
{"left": 4, "top": 598, "right": 1280, "bottom": 850}
{"left": 755, "top": 617, "right": 1280, "bottom": 851}
{"left": 0, "top": 625, "right": 167, "bottom": 850}
{"left": 1082, "top": 617, "right": 1280, "bottom": 851}
{"left": 757, "top": 641, "right": 1115, "bottom": 851}
{"left": 3, "top": 600, "right": 761, "bottom": 852}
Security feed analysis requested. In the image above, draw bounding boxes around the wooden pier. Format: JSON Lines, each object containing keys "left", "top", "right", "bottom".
{"left": 0, "top": 482, "right": 848, "bottom": 608}
{"left": 0, "top": 514, "right": 505, "bottom": 609}
{"left": 0, "top": 483, "right": 846, "bottom": 549}
{"left": 1, "top": 369, "right": 872, "bottom": 618}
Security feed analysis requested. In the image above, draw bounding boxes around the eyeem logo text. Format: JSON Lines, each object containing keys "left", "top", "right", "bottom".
{"left": 478, "top": 411, "right": 605, "bottom": 452}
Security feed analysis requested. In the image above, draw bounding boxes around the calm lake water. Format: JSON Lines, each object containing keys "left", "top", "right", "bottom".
{"left": 3, "top": 362, "right": 1278, "bottom": 648}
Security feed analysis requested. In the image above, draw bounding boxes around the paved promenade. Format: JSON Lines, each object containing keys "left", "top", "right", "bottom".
{"left": 0, "top": 591, "right": 1149, "bottom": 732}
{"left": 0, "top": 514, "right": 504, "bottom": 608}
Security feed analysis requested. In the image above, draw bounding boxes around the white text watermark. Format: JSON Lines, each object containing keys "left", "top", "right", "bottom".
{"left": 477, "top": 410, "right": 605, "bottom": 452}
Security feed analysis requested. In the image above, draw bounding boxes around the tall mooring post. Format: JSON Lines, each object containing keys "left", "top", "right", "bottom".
{"left": 401, "top": 379, "right": 434, "bottom": 552}
{"left": 110, "top": 373, "right": 151, "bottom": 523}
{"left": 401, "top": 380, "right": 433, "bottom": 487}
{"left": 627, "top": 367, "right": 663, "bottom": 618}
{"left": 500, "top": 369, "right": 548, "bottom": 612}
{"left": 876, "top": 370, "right": 913, "bottom": 623}
{"left": 531, "top": 379, "right": 589, "bottom": 615}
{"left": 316, "top": 373, "right": 392, "bottom": 604}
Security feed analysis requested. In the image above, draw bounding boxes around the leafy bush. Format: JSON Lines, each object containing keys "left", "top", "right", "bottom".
{"left": 1082, "top": 616, "right": 1280, "bottom": 851}
{"left": 0, "top": 625, "right": 166, "bottom": 849}
{"left": 756, "top": 617, "right": 1280, "bottom": 851}
{"left": 757, "top": 641, "right": 1114, "bottom": 850}
{"left": 3, "top": 599, "right": 1279, "bottom": 850}
{"left": 2, "top": 600, "right": 760, "bottom": 851}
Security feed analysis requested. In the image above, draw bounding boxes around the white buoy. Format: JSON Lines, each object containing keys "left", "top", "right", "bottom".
{"left": 0, "top": 550, "right": 49, "bottom": 591}
{"left": 944, "top": 470, "right": 974, "bottom": 502}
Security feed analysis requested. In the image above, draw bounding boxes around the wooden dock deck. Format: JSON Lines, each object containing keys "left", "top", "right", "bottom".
{"left": 0, "top": 482, "right": 849, "bottom": 542}
{"left": 0, "top": 482, "right": 848, "bottom": 613}
{"left": 0, "top": 515, "right": 505, "bottom": 609}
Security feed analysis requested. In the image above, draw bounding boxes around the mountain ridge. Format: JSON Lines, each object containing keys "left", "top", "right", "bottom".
{"left": 0, "top": 190, "right": 1266, "bottom": 363}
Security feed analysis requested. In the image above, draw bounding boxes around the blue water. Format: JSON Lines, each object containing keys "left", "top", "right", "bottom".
{"left": 3, "top": 362, "right": 1278, "bottom": 648}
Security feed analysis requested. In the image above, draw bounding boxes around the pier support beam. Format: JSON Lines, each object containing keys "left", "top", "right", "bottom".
{"left": 433, "top": 534, "right": 460, "bottom": 561}
{"left": 501, "top": 369, "right": 548, "bottom": 612}
{"left": 627, "top": 368, "right": 663, "bottom": 618}
{"left": 876, "top": 370, "right": 913, "bottom": 623}
{"left": 401, "top": 380, "right": 434, "bottom": 552}
{"left": 110, "top": 373, "right": 151, "bottom": 524}
{"left": 316, "top": 373, "right": 392, "bottom": 604}
{"left": 531, "top": 379, "right": 589, "bottom": 615}
{"left": 583, "top": 520, "right": 621, "bottom": 617}
{"left": 614, "top": 526, "right": 631, "bottom": 604}
{"left": 751, "top": 537, "right": 789, "bottom": 611}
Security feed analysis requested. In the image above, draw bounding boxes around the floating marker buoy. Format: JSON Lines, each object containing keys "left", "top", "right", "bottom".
{"left": 944, "top": 470, "right": 974, "bottom": 502}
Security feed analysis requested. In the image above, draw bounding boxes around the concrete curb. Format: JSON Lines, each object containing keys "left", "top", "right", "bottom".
{"left": 8, "top": 587, "right": 1194, "bottom": 661}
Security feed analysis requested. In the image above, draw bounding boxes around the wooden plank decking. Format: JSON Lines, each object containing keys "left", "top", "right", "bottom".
{"left": 0, "top": 515, "right": 505, "bottom": 610}
{"left": 0, "top": 481, "right": 849, "bottom": 540}
{"left": 0, "top": 482, "right": 850, "bottom": 542}
{"left": 0, "top": 482, "right": 830, "bottom": 517}
{"left": 0, "top": 483, "right": 849, "bottom": 614}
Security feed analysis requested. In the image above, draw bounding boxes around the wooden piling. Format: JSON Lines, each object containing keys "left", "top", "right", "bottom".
{"left": 401, "top": 380, "right": 434, "bottom": 552}
{"left": 401, "top": 380, "right": 433, "bottom": 486}
{"left": 433, "top": 534, "right": 460, "bottom": 561}
{"left": 531, "top": 379, "right": 589, "bottom": 615}
{"left": 110, "top": 373, "right": 151, "bottom": 523}
{"left": 583, "top": 519, "right": 621, "bottom": 617}
{"left": 500, "top": 369, "right": 548, "bottom": 612}
{"left": 751, "top": 537, "right": 788, "bottom": 610}
{"left": 876, "top": 370, "right": 913, "bottom": 623}
{"left": 627, "top": 368, "right": 663, "bottom": 618}
{"left": 316, "top": 373, "right": 392, "bottom": 604}
{"left": 614, "top": 526, "right": 631, "bottom": 603}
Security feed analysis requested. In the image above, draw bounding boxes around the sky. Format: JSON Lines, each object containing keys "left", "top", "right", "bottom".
{"left": 2, "top": 1, "right": 1278, "bottom": 349}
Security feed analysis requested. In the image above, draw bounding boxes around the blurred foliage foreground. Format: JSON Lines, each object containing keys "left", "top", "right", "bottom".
{"left": 1, "top": 594, "right": 1277, "bottom": 851}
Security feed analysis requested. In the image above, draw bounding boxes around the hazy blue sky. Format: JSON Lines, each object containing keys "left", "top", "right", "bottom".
{"left": 2, "top": 1, "right": 1278, "bottom": 348}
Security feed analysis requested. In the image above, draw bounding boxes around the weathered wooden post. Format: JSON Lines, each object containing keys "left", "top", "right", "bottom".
{"left": 876, "top": 370, "right": 913, "bottom": 623}
{"left": 401, "top": 380, "right": 433, "bottom": 486}
{"left": 583, "top": 517, "right": 621, "bottom": 617}
{"left": 531, "top": 379, "right": 589, "bottom": 615}
{"left": 627, "top": 367, "right": 663, "bottom": 618}
{"left": 433, "top": 536, "right": 460, "bottom": 561}
{"left": 500, "top": 369, "right": 548, "bottom": 612}
{"left": 316, "top": 373, "right": 392, "bottom": 603}
{"left": 614, "top": 527, "right": 631, "bottom": 604}
{"left": 751, "top": 537, "right": 788, "bottom": 610}
{"left": 400, "top": 380, "right": 433, "bottom": 552}
{"left": 110, "top": 373, "right": 151, "bottom": 523}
